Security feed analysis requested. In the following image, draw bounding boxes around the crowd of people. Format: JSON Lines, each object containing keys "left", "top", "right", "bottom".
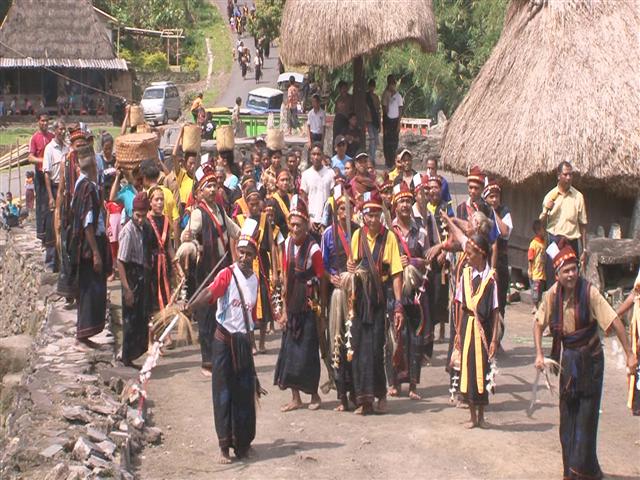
{"left": 24, "top": 108, "right": 639, "bottom": 476}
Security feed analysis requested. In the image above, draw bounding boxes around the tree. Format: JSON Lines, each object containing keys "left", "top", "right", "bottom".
{"left": 248, "top": 0, "right": 285, "bottom": 42}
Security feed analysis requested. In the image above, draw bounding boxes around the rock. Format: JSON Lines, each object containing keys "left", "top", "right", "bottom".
{"left": 71, "top": 437, "right": 98, "bottom": 461}
{"left": 39, "top": 444, "right": 64, "bottom": 459}
{"left": 43, "top": 462, "right": 69, "bottom": 480}
{"left": 108, "top": 431, "right": 130, "bottom": 446}
{"left": 62, "top": 406, "right": 92, "bottom": 424}
{"left": 75, "top": 374, "right": 99, "bottom": 384}
{"left": 0, "top": 334, "right": 32, "bottom": 377}
{"left": 86, "top": 426, "right": 108, "bottom": 443}
{"left": 65, "top": 465, "right": 92, "bottom": 480}
{"left": 97, "top": 439, "right": 117, "bottom": 458}
{"left": 87, "top": 401, "right": 117, "bottom": 416}
{"left": 126, "top": 408, "right": 144, "bottom": 429}
{"left": 85, "top": 453, "right": 111, "bottom": 469}
{"left": 143, "top": 426, "right": 162, "bottom": 445}
{"left": 109, "top": 377, "right": 125, "bottom": 395}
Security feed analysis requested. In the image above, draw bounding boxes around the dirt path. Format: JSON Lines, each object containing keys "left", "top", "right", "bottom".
{"left": 136, "top": 300, "right": 639, "bottom": 479}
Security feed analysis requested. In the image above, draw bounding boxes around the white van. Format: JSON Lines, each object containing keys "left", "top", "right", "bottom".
{"left": 140, "top": 81, "right": 181, "bottom": 125}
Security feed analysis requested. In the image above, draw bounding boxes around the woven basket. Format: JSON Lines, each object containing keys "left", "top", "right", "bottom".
{"left": 266, "top": 128, "right": 284, "bottom": 151}
{"left": 129, "top": 105, "right": 145, "bottom": 127}
{"left": 115, "top": 133, "right": 159, "bottom": 171}
{"left": 216, "top": 125, "right": 234, "bottom": 152}
{"left": 182, "top": 124, "right": 202, "bottom": 153}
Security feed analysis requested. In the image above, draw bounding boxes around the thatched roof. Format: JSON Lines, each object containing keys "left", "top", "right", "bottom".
{"left": 279, "top": 0, "right": 437, "bottom": 68}
{"left": 0, "top": 0, "right": 127, "bottom": 70}
{"left": 440, "top": 0, "right": 640, "bottom": 190}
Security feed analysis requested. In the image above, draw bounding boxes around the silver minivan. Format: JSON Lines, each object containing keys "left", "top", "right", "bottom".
{"left": 141, "top": 81, "right": 181, "bottom": 125}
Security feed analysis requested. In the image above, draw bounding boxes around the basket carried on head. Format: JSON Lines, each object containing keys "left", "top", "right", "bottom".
{"left": 266, "top": 128, "right": 284, "bottom": 151}
{"left": 115, "top": 133, "right": 159, "bottom": 171}
{"left": 182, "top": 124, "right": 202, "bottom": 154}
{"left": 129, "top": 105, "right": 146, "bottom": 127}
{"left": 216, "top": 125, "right": 235, "bottom": 152}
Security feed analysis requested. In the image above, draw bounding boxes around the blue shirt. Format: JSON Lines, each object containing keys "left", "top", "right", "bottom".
{"left": 321, "top": 224, "right": 351, "bottom": 275}
{"left": 441, "top": 176, "right": 453, "bottom": 207}
{"left": 331, "top": 154, "right": 351, "bottom": 175}
{"left": 116, "top": 184, "right": 137, "bottom": 220}
{"left": 75, "top": 173, "right": 106, "bottom": 236}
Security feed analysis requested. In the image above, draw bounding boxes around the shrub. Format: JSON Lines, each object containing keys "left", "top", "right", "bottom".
{"left": 182, "top": 55, "right": 199, "bottom": 73}
{"left": 141, "top": 52, "right": 168, "bottom": 72}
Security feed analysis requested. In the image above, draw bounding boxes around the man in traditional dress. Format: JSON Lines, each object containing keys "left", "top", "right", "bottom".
{"left": 67, "top": 145, "right": 110, "bottom": 349}
{"left": 616, "top": 266, "right": 640, "bottom": 416}
{"left": 189, "top": 218, "right": 263, "bottom": 463}
{"left": 483, "top": 179, "right": 513, "bottom": 337}
{"left": 456, "top": 166, "right": 490, "bottom": 221}
{"left": 387, "top": 183, "right": 429, "bottom": 400}
{"left": 178, "top": 164, "right": 240, "bottom": 375}
{"left": 267, "top": 169, "right": 291, "bottom": 238}
{"left": 322, "top": 185, "right": 358, "bottom": 411}
{"left": 275, "top": 195, "right": 324, "bottom": 412}
{"left": 117, "top": 192, "right": 150, "bottom": 367}
{"left": 347, "top": 190, "right": 404, "bottom": 414}
{"left": 235, "top": 185, "right": 283, "bottom": 353}
{"left": 534, "top": 243, "right": 637, "bottom": 479}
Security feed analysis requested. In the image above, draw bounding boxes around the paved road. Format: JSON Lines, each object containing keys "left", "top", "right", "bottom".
{"left": 212, "top": 0, "right": 281, "bottom": 108}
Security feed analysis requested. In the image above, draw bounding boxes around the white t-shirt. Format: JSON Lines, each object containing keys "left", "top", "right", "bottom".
{"left": 383, "top": 90, "right": 404, "bottom": 119}
{"left": 306, "top": 108, "right": 326, "bottom": 135}
{"left": 300, "top": 166, "right": 335, "bottom": 223}
{"left": 210, "top": 264, "right": 258, "bottom": 333}
{"left": 43, "top": 139, "right": 68, "bottom": 184}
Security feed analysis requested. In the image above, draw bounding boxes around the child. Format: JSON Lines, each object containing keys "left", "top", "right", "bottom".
{"left": 527, "top": 219, "right": 546, "bottom": 313}
{"left": 25, "top": 171, "right": 35, "bottom": 211}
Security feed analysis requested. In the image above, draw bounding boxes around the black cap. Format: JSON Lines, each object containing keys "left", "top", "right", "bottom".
{"left": 334, "top": 135, "right": 347, "bottom": 147}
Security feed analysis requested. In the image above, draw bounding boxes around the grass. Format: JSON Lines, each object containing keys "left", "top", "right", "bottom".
{"left": 191, "top": 1, "right": 233, "bottom": 107}
{"left": 0, "top": 125, "right": 121, "bottom": 150}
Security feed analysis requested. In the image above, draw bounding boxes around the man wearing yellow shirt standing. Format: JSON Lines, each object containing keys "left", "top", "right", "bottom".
{"left": 347, "top": 190, "right": 404, "bottom": 415}
{"left": 140, "top": 159, "right": 181, "bottom": 248}
{"left": 540, "top": 161, "right": 588, "bottom": 284}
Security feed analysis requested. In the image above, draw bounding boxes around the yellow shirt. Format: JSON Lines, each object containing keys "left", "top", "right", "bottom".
{"left": 528, "top": 236, "right": 546, "bottom": 281}
{"left": 388, "top": 167, "right": 400, "bottom": 182}
{"left": 535, "top": 282, "right": 616, "bottom": 334}
{"left": 351, "top": 227, "right": 402, "bottom": 281}
{"left": 541, "top": 186, "right": 587, "bottom": 240}
{"left": 176, "top": 168, "right": 194, "bottom": 206}
{"left": 147, "top": 185, "right": 180, "bottom": 221}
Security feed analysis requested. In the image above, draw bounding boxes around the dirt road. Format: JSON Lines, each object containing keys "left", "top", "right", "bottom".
{"left": 137, "top": 301, "right": 640, "bottom": 479}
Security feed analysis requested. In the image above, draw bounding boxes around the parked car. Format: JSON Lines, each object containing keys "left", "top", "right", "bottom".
{"left": 246, "top": 87, "right": 283, "bottom": 115}
{"left": 140, "top": 81, "right": 181, "bottom": 125}
{"left": 277, "top": 72, "right": 305, "bottom": 90}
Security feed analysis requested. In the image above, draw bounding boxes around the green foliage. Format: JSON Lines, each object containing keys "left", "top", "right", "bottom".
{"left": 141, "top": 52, "right": 168, "bottom": 72}
{"left": 248, "top": 0, "right": 285, "bottom": 42}
{"left": 182, "top": 55, "right": 199, "bottom": 73}
{"left": 118, "top": 48, "right": 136, "bottom": 64}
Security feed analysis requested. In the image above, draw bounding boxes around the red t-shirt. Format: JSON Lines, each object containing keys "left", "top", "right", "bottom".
{"left": 29, "top": 130, "right": 54, "bottom": 172}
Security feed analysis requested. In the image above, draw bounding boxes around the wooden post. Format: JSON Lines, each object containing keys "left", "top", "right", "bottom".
{"left": 117, "top": 27, "right": 121, "bottom": 56}
{"left": 8, "top": 142, "right": 13, "bottom": 194}
{"left": 17, "top": 140, "right": 22, "bottom": 204}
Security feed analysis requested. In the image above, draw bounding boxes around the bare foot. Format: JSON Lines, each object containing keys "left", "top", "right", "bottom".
{"left": 375, "top": 398, "right": 388, "bottom": 414}
{"left": 409, "top": 390, "right": 422, "bottom": 400}
{"left": 308, "top": 394, "right": 321, "bottom": 410}
{"left": 201, "top": 368, "right": 212, "bottom": 377}
{"left": 388, "top": 386, "right": 399, "bottom": 397}
{"left": 252, "top": 347, "right": 258, "bottom": 356}
{"left": 217, "top": 449, "right": 232, "bottom": 464}
{"left": 281, "top": 401, "right": 303, "bottom": 412}
{"left": 464, "top": 421, "right": 477, "bottom": 429}
{"left": 333, "top": 403, "right": 347, "bottom": 412}
{"left": 107, "top": 273, "right": 116, "bottom": 282}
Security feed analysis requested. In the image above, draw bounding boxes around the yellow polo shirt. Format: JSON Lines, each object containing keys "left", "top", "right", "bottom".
{"left": 176, "top": 168, "right": 194, "bottom": 206}
{"left": 351, "top": 227, "right": 402, "bottom": 281}
{"left": 541, "top": 186, "right": 587, "bottom": 240}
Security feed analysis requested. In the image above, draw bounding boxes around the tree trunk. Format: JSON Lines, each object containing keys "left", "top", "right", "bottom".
{"left": 352, "top": 56, "right": 366, "bottom": 130}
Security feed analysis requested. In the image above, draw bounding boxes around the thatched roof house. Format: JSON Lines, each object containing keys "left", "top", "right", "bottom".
{"left": 0, "top": 0, "right": 130, "bottom": 113}
{"left": 279, "top": 0, "right": 437, "bottom": 130}
{"left": 439, "top": 0, "right": 640, "bottom": 275}
{"left": 440, "top": 0, "right": 640, "bottom": 190}
{"left": 280, "top": 0, "right": 437, "bottom": 69}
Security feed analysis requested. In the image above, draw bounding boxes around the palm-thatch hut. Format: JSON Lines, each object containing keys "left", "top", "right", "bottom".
{"left": 439, "top": 0, "right": 640, "bottom": 278}
{"left": 0, "top": 0, "right": 131, "bottom": 114}
{"left": 279, "top": 0, "right": 437, "bottom": 128}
